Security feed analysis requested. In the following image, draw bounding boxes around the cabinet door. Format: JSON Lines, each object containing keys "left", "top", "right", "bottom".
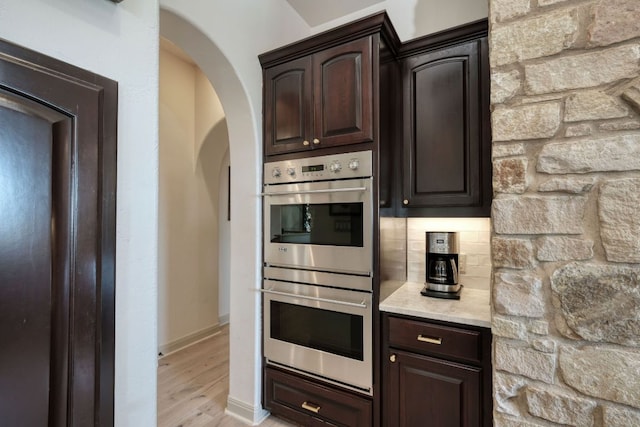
{"left": 264, "top": 56, "right": 313, "bottom": 155}
{"left": 313, "top": 37, "right": 373, "bottom": 149}
{"left": 385, "top": 350, "right": 482, "bottom": 427}
{"left": 402, "top": 39, "right": 487, "bottom": 211}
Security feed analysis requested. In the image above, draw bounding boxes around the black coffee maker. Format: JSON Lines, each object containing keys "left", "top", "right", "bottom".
{"left": 422, "top": 232, "right": 461, "bottom": 299}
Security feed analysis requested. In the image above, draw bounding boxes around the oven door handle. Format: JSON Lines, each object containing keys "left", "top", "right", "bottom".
{"left": 261, "top": 186, "right": 367, "bottom": 196}
{"left": 260, "top": 288, "right": 368, "bottom": 308}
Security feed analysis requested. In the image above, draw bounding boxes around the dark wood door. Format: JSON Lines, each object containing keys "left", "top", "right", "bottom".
{"left": 264, "top": 56, "right": 313, "bottom": 155}
{"left": 402, "top": 38, "right": 489, "bottom": 214}
{"left": 313, "top": 36, "right": 373, "bottom": 150}
{"left": 385, "top": 350, "right": 482, "bottom": 427}
{"left": 0, "top": 39, "right": 117, "bottom": 426}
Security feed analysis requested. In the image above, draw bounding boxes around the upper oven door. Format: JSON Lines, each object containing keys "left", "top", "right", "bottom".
{"left": 264, "top": 178, "right": 373, "bottom": 276}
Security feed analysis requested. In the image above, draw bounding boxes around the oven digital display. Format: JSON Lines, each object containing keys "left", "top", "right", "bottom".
{"left": 302, "top": 164, "right": 324, "bottom": 173}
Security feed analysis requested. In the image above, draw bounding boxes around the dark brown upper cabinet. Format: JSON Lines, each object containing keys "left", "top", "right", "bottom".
{"left": 264, "top": 56, "right": 313, "bottom": 155}
{"left": 260, "top": 12, "right": 400, "bottom": 158}
{"left": 263, "top": 37, "right": 373, "bottom": 156}
{"left": 399, "top": 21, "right": 491, "bottom": 217}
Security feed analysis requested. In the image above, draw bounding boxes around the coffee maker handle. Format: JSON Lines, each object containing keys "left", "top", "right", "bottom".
{"left": 450, "top": 258, "right": 458, "bottom": 283}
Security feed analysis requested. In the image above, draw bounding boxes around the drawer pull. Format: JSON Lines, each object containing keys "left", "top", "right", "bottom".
{"left": 390, "top": 354, "right": 396, "bottom": 363}
{"left": 301, "top": 401, "right": 321, "bottom": 414}
{"left": 418, "top": 335, "right": 442, "bottom": 345}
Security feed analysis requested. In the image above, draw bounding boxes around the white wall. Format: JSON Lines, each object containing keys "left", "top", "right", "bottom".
{"left": 0, "top": 0, "right": 159, "bottom": 425}
{"left": 311, "top": 0, "right": 488, "bottom": 41}
{"left": 158, "top": 46, "right": 228, "bottom": 352}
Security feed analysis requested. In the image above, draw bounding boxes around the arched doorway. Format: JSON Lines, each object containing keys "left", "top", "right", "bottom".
{"left": 159, "top": 7, "right": 267, "bottom": 423}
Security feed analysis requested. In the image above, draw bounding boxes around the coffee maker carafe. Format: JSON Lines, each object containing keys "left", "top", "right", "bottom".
{"left": 424, "top": 232, "right": 461, "bottom": 298}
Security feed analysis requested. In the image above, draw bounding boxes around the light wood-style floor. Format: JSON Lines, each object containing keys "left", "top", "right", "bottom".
{"left": 158, "top": 324, "right": 295, "bottom": 427}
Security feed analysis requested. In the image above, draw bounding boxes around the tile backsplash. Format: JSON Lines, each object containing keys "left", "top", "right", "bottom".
{"left": 381, "top": 217, "right": 491, "bottom": 291}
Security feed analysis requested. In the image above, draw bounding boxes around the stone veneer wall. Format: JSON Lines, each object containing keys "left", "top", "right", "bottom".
{"left": 488, "top": 0, "right": 640, "bottom": 425}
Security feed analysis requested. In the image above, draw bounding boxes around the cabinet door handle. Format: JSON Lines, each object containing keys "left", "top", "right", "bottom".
{"left": 403, "top": 199, "right": 409, "bottom": 205}
{"left": 390, "top": 354, "right": 397, "bottom": 363}
{"left": 312, "top": 138, "right": 320, "bottom": 145}
{"left": 301, "top": 401, "right": 321, "bottom": 414}
{"left": 303, "top": 140, "right": 310, "bottom": 146}
{"left": 417, "top": 335, "right": 442, "bottom": 345}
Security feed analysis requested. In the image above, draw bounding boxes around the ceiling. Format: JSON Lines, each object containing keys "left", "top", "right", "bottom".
{"left": 286, "top": 0, "right": 384, "bottom": 27}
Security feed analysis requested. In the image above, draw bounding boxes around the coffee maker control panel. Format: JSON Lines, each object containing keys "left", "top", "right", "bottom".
{"left": 427, "top": 232, "right": 459, "bottom": 254}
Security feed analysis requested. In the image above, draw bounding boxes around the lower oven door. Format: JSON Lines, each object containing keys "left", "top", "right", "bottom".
{"left": 262, "top": 279, "right": 372, "bottom": 395}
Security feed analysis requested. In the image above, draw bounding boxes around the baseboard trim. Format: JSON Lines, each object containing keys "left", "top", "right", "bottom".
{"left": 225, "top": 396, "right": 270, "bottom": 426}
{"left": 158, "top": 324, "right": 222, "bottom": 357}
{"left": 219, "top": 313, "right": 230, "bottom": 325}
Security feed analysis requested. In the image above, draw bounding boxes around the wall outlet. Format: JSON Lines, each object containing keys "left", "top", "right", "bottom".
{"left": 458, "top": 253, "right": 466, "bottom": 274}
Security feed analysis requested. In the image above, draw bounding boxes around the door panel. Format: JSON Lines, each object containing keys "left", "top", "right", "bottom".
{"left": 0, "top": 38, "right": 117, "bottom": 426}
{"left": 314, "top": 37, "right": 373, "bottom": 148}
{"left": 0, "top": 96, "right": 57, "bottom": 426}
{"left": 264, "top": 56, "right": 313, "bottom": 155}
{"left": 402, "top": 40, "right": 482, "bottom": 209}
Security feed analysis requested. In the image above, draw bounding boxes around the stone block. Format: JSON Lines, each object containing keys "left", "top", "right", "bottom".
{"left": 532, "top": 338, "right": 556, "bottom": 353}
{"left": 538, "top": 134, "right": 640, "bottom": 174}
{"left": 528, "top": 320, "right": 549, "bottom": 335}
{"left": 492, "top": 196, "right": 586, "bottom": 234}
{"left": 525, "top": 45, "right": 640, "bottom": 94}
{"left": 602, "top": 405, "right": 640, "bottom": 426}
{"left": 551, "top": 262, "right": 640, "bottom": 346}
{"left": 560, "top": 346, "right": 640, "bottom": 408}
{"left": 599, "top": 119, "right": 640, "bottom": 131}
{"left": 538, "top": 0, "right": 570, "bottom": 4}
{"left": 535, "top": 236, "right": 594, "bottom": 261}
{"left": 494, "top": 372, "right": 526, "bottom": 416}
{"left": 493, "top": 316, "right": 528, "bottom": 340}
{"left": 494, "top": 271, "right": 545, "bottom": 318}
{"left": 588, "top": 0, "right": 640, "bottom": 47}
{"left": 492, "top": 103, "right": 561, "bottom": 141}
{"left": 565, "top": 90, "right": 629, "bottom": 122}
{"left": 621, "top": 84, "right": 640, "bottom": 115}
{"left": 538, "top": 176, "right": 595, "bottom": 194}
{"left": 495, "top": 340, "right": 556, "bottom": 383}
{"left": 494, "top": 414, "right": 546, "bottom": 427}
{"left": 493, "top": 158, "right": 527, "bottom": 194}
{"left": 565, "top": 124, "right": 592, "bottom": 137}
{"left": 525, "top": 387, "right": 596, "bottom": 426}
{"left": 599, "top": 179, "right": 640, "bottom": 263}
{"left": 492, "top": 142, "right": 526, "bottom": 159}
{"left": 490, "top": 0, "right": 531, "bottom": 23}
{"left": 492, "top": 237, "right": 535, "bottom": 269}
{"left": 491, "top": 69, "right": 521, "bottom": 104}
{"left": 490, "top": 7, "right": 579, "bottom": 67}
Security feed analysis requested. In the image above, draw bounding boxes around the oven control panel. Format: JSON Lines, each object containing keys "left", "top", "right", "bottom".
{"left": 264, "top": 151, "right": 372, "bottom": 184}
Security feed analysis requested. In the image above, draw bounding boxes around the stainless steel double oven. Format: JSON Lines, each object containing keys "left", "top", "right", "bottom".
{"left": 262, "top": 150, "right": 374, "bottom": 394}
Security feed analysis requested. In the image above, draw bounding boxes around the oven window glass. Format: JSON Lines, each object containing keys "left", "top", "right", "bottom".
{"left": 270, "top": 203, "right": 363, "bottom": 247}
{"left": 270, "top": 301, "right": 364, "bottom": 360}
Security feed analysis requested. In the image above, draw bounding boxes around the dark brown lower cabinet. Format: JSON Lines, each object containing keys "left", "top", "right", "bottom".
{"left": 383, "top": 314, "right": 492, "bottom": 427}
{"left": 265, "top": 366, "right": 372, "bottom": 426}
{"left": 386, "top": 350, "right": 481, "bottom": 427}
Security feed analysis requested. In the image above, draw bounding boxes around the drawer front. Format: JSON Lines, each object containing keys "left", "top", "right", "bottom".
{"left": 388, "top": 316, "right": 483, "bottom": 364}
{"left": 265, "top": 367, "right": 372, "bottom": 427}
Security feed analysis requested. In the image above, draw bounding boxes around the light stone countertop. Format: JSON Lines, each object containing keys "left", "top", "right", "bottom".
{"left": 379, "top": 281, "right": 492, "bottom": 328}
